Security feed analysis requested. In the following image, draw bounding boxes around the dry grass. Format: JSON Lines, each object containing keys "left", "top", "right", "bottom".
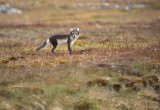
{"left": 0, "top": 0, "right": 160, "bottom": 110}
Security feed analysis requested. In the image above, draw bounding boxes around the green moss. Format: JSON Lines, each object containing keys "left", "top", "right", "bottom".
{"left": 132, "top": 63, "right": 155, "bottom": 74}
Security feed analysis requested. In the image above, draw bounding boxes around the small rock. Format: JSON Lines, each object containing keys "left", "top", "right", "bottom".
{"left": 72, "top": 2, "right": 149, "bottom": 11}
{"left": 0, "top": 4, "right": 22, "bottom": 14}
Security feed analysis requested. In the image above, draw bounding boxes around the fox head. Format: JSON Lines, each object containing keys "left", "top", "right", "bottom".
{"left": 70, "top": 28, "right": 80, "bottom": 39}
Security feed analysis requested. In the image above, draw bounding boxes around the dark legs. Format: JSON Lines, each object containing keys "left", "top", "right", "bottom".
{"left": 68, "top": 43, "right": 72, "bottom": 55}
{"left": 51, "top": 44, "right": 57, "bottom": 54}
{"left": 52, "top": 44, "right": 72, "bottom": 55}
{"left": 50, "top": 40, "right": 73, "bottom": 55}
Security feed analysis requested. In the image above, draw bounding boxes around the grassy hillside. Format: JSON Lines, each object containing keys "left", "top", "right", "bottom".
{"left": 0, "top": 0, "right": 160, "bottom": 110}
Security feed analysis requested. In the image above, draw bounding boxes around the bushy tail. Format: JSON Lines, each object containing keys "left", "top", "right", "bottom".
{"left": 36, "top": 39, "right": 50, "bottom": 51}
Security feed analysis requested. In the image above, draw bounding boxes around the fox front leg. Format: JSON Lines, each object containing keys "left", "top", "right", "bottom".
{"left": 68, "top": 42, "right": 73, "bottom": 55}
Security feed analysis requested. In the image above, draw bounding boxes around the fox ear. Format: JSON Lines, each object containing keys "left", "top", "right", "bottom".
{"left": 70, "top": 28, "right": 74, "bottom": 31}
{"left": 77, "top": 28, "right": 79, "bottom": 31}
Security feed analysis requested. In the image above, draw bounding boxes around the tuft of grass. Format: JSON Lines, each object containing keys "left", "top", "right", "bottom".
{"left": 0, "top": 86, "right": 46, "bottom": 110}
{"left": 75, "top": 40, "right": 88, "bottom": 47}
{"left": 87, "top": 77, "right": 110, "bottom": 87}
{"left": 0, "top": 59, "right": 10, "bottom": 64}
{"left": 43, "top": 84, "right": 75, "bottom": 104}
{"left": 73, "top": 98, "right": 100, "bottom": 110}
{"left": 115, "top": 102, "right": 130, "bottom": 110}
{"left": 54, "top": 59, "right": 70, "bottom": 65}
{"left": 0, "top": 89, "right": 13, "bottom": 99}
{"left": 132, "top": 63, "right": 156, "bottom": 74}
{"left": 116, "top": 88, "right": 136, "bottom": 98}
{"left": 0, "top": 41, "right": 22, "bottom": 48}
{"left": 0, "top": 81, "right": 12, "bottom": 87}
{"left": 8, "top": 56, "right": 19, "bottom": 61}
{"left": 0, "top": 56, "right": 21, "bottom": 64}
{"left": 21, "top": 47, "right": 34, "bottom": 55}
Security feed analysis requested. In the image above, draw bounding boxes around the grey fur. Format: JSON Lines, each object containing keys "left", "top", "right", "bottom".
{"left": 36, "top": 39, "right": 50, "bottom": 51}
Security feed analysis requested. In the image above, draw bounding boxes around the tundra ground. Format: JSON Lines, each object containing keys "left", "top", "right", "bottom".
{"left": 0, "top": 0, "right": 160, "bottom": 110}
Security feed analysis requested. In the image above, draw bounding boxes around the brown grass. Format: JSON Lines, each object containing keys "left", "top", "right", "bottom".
{"left": 0, "top": 0, "right": 160, "bottom": 110}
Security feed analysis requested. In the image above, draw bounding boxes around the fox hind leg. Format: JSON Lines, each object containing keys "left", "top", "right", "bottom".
{"left": 51, "top": 43, "right": 58, "bottom": 54}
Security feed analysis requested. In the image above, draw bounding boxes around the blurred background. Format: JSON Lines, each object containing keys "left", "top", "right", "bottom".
{"left": 0, "top": 0, "right": 159, "bottom": 42}
{"left": 0, "top": 0, "right": 159, "bottom": 25}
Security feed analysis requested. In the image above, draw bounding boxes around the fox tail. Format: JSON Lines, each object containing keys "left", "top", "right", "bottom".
{"left": 36, "top": 39, "right": 50, "bottom": 51}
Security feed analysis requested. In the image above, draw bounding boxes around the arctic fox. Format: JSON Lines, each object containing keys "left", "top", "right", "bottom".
{"left": 36, "top": 28, "right": 80, "bottom": 54}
